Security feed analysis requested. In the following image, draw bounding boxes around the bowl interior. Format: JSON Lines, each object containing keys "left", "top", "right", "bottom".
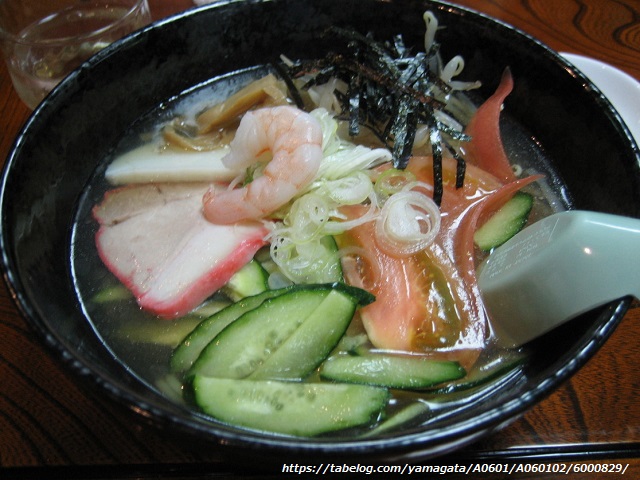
{"left": 1, "top": 0, "right": 638, "bottom": 461}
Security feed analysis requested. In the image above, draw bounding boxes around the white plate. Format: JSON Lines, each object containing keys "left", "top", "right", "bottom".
{"left": 561, "top": 52, "right": 640, "bottom": 146}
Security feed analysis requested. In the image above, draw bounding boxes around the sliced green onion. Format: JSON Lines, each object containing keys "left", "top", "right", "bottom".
{"left": 374, "top": 168, "right": 417, "bottom": 201}
{"left": 269, "top": 233, "right": 341, "bottom": 284}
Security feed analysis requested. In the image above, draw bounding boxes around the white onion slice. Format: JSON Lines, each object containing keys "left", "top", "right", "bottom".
{"left": 323, "top": 193, "right": 379, "bottom": 235}
{"left": 284, "top": 193, "right": 331, "bottom": 243}
{"left": 374, "top": 189, "right": 441, "bottom": 257}
{"left": 321, "top": 172, "right": 373, "bottom": 205}
{"left": 269, "top": 232, "right": 341, "bottom": 284}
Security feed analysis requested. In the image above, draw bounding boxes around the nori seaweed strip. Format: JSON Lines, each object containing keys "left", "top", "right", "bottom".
{"left": 446, "top": 144, "right": 467, "bottom": 189}
{"left": 430, "top": 126, "right": 444, "bottom": 205}
{"left": 280, "top": 23, "right": 481, "bottom": 202}
{"left": 326, "top": 53, "right": 444, "bottom": 109}
{"left": 398, "top": 55, "right": 428, "bottom": 91}
{"left": 400, "top": 109, "right": 418, "bottom": 168}
{"left": 434, "top": 120, "right": 471, "bottom": 141}
{"left": 390, "top": 96, "right": 419, "bottom": 169}
{"left": 347, "top": 72, "right": 361, "bottom": 136}
{"left": 287, "top": 59, "right": 338, "bottom": 89}
{"left": 346, "top": 41, "right": 363, "bottom": 136}
{"left": 378, "top": 88, "right": 400, "bottom": 142}
{"left": 329, "top": 26, "right": 398, "bottom": 72}
{"left": 300, "top": 67, "right": 338, "bottom": 90}
{"left": 271, "top": 61, "right": 305, "bottom": 110}
{"left": 329, "top": 27, "right": 456, "bottom": 95}
{"left": 391, "top": 34, "right": 407, "bottom": 58}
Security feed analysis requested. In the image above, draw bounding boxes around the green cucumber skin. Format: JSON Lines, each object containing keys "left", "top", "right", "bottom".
{"left": 425, "top": 349, "right": 527, "bottom": 394}
{"left": 223, "top": 259, "right": 269, "bottom": 301}
{"left": 320, "top": 354, "right": 466, "bottom": 389}
{"left": 249, "top": 289, "right": 357, "bottom": 380}
{"left": 321, "top": 235, "right": 344, "bottom": 283}
{"left": 474, "top": 192, "right": 533, "bottom": 251}
{"left": 329, "top": 281, "right": 375, "bottom": 306}
{"left": 362, "top": 402, "right": 430, "bottom": 437}
{"left": 188, "top": 289, "right": 331, "bottom": 379}
{"left": 170, "top": 287, "right": 292, "bottom": 373}
{"left": 171, "top": 282, "right": 373, "bottom": 374}
{"left": 192, "top": 376, "right": 389, "bottom": 436}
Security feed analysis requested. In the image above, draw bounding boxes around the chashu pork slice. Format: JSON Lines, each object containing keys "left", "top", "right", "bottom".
{"left": 93, "top": 183, "right": 268, "bottom": 318}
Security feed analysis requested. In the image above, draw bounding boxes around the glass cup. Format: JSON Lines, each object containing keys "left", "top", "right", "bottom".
{"left": 0, "top": 0, "right": 151, "bottom": 109}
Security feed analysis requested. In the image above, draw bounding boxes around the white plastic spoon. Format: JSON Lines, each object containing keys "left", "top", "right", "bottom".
{"left": 477, "top": 210, "right": 640, "bottom": 348}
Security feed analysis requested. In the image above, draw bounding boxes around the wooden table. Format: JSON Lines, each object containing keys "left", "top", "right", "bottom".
{"left": 1, "top": 0, "right": 638, "bottom": 478}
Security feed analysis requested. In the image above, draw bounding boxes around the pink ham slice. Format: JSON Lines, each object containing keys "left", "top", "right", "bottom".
{"left": 93, "top": 183, "right": 268, "bottom": 318}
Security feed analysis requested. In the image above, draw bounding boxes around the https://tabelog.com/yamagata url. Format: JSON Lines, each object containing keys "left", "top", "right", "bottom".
{"left": 282, "top": 462, "right": 630, "bottom": 475}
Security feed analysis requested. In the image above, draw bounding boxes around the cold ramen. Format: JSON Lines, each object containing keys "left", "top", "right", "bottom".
{"left": 72, "top": 12, "right": 564, "bottom": 437}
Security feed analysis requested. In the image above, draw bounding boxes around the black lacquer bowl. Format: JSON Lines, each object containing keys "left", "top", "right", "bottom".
{"left": 1, "top": 0, "right": 639, "bottom": 463}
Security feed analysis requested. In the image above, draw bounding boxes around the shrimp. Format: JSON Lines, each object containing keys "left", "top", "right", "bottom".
{"left": 202, "top": 106, "right": 323, "bottom": 224}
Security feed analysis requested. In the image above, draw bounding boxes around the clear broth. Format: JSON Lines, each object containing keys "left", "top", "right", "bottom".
{"left": 70, "top": 65, "right": 572, "bottom": 436}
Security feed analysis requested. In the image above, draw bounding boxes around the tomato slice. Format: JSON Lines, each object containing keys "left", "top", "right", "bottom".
{"left": 336, "top": 72, "right": 543, "bottom": 370}
{"left": 337, "top": 160, "right": 486, "bottom": 369}
{"left": 338, "top": 154, "right": 542, "bottom": 371}
{"left": 464, "top": 68, "right": 518, "bottom": 184}
{"left": 338, "top": 210, "right": 460, "bottom": 351}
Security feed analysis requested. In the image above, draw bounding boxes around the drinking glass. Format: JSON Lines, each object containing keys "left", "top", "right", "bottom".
{"left": 0, "top": 0, "right": 151, "bottom": 109}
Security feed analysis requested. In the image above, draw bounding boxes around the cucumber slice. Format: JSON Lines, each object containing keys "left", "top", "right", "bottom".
{"left": 222, "top": 259, "right": 269, "bottom": 301}
{"left": 325, "top": 281, "right": 375, "bottom": 306}
{"left": 474, "top": 192, "right": 533, "bottom": 251}
{"left": 170, "top": 287, "right": 292, "bottom": 373}
{"left": 362, "top": 402, "right": 429, "bottom": 437}
{"left": 191, "top": 376, "right": 389, "bottom": 436}
{"left": 171, "top": 283, "right": 372, "bottom": 374}
{"left": 334, "top": 333, "right": 370, "bottom": 355}
{"left": 250, "top": 289, "right": 356, "bottom": 380}
{"left": 91, "top": 284, "right": 131, "bottom": 303}
{"left": 189, "top": 289, "right": 331, "bottom": 379}
{"left": 118, "top": 316, "right": 201, "bottom": 347}
{"left": 188, "top": 298, "right": 232, "bottom": 319}
{"left": 317, "top": 235, "right": 344, "bottom": 283}
{"left": 320, "top": 353, "right": 466, "bottom": 389}
{"left": 425, "top": 349, "right": 527, "bottom": 394}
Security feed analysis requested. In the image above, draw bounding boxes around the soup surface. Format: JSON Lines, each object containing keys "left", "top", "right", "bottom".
{"left": 70, "top": 30, "right": 571, "bottom": 437}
